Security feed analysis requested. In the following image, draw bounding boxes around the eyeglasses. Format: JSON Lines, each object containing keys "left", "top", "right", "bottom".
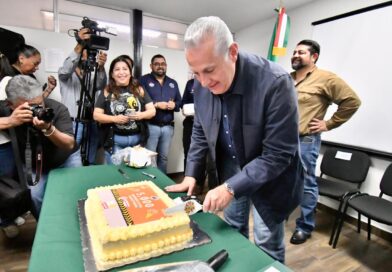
{"left": 153, "top": 62, "right": 167, "bottom": 67}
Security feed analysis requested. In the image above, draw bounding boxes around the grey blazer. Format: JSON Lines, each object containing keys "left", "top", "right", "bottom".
{"left": 185, "top": 51, "right": 304, "bottom": 229}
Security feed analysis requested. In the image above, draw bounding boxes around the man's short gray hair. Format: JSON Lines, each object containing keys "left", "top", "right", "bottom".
{"left": 184, "top": 16, "right": 233, "bottom": 57}
{"left": 5, "top": 75, "right": 42, "bottom": 103}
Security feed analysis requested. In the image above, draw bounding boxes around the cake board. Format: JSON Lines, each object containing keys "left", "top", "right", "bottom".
{"left": 77, "top": 199, "right": 212, "bottom": 272}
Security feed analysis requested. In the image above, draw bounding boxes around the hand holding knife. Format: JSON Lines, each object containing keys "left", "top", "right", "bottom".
{"left": 165, "top": 195, "right": 203, "bottom": 216}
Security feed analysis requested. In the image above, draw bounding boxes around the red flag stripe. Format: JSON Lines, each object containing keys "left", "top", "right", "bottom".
{"left": 273, "top": 7, "right": 285, "bottom": 47}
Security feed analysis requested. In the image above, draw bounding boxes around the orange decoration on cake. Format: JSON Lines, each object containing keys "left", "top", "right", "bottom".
{"left": 112, "top": 185, "right": 168, "bottom": 224}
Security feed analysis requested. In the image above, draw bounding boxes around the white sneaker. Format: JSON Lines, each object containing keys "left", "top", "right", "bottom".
{"left": 14, "top": 216, "right": 26, "bottom": 226}
{"left": 2, "top": 224, "right": 19, "bottom": 238}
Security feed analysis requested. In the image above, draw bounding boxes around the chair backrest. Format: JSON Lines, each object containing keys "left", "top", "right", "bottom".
{"left": 380, "top": 163, "right": 392, "bottom": 197}
{"left": 320, "top": 147, "right": 371, "bottom": 184}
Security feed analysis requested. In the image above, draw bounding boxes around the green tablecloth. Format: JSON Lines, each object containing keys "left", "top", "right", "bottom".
{"left": 28, "top": 165, "right": 276, "bottom": 272}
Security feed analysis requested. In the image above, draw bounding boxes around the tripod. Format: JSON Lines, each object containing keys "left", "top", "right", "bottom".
{"left": 74, "top": 49, "right": 99, "bottom": 166}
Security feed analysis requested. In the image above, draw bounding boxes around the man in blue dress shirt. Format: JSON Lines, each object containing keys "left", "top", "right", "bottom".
{"left": 166, "top": 16, "right": 304, "bottom": 263}
{"left": 140, "top": 54, "right": 182, "bottom": 173}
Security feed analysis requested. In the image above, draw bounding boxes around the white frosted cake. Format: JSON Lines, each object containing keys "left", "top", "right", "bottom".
{"left": 85, "top": 181, "right": 193, "bottom": 270}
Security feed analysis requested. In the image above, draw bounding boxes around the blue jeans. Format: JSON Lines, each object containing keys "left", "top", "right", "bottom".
{"left": 224, "top": 196, "right": 285, "bottom": 263}
{"left": 29, "top": 172, "right": 48, "bottom": 218}
{"left": 0, "top": 142, "right": 16, "bottom": 178}
{"left": 146, "top": 124, "right": 174, "bottom": 173}
{"left": 295, "top": 134, "right": 321, "bottom": 234}
{"left": 105, "top": 134, "right": 141, "bottom": 164}
{"left": 0, "top": 142, "right": 17, "bottom": 227}
{"left": 29, "top": 152, "right": 84, "bottom": 218}
{"left": 71, "top": 121, "right": 99, "bottom": 165}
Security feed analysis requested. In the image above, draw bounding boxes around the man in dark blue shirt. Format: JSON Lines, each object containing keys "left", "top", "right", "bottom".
{"left": 166, "top": 17, "right": 304, "bottom": 263}
{"left": 181, "top": 78, "right": 195, "bottom": 170}
{"left": 140, "top": 54, "right": 181, "bottom": 173}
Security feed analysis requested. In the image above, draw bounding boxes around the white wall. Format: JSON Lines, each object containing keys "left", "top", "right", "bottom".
{"left": 236, "top": 0, "right": 392, "bottom": 233}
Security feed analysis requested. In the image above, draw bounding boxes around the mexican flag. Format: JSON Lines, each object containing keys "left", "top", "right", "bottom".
{"left": 267, "top": 7, "right": 291, "bottom": 62}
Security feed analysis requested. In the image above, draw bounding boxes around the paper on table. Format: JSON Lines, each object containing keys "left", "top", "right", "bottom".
{"left": 183, "top": 103, "right": 195, "bottom": 116}
{"left": 335, "top": 151, "right": 352, "bottom": 161}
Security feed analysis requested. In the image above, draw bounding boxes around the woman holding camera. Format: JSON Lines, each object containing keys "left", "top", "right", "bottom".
{"left": 94, "top": 55, "right": 156, "bottom": 164}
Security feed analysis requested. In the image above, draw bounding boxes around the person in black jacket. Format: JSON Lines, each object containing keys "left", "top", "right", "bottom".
{"left": 166, "top": 16, "right": 304, "bottom": 263}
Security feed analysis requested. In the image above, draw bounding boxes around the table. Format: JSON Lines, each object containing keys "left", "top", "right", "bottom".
{"left": 28, "top": 165, "right": 277, "bottom": 272}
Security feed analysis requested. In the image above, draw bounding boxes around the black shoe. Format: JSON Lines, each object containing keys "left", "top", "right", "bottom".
{"left": 290, "top": 230, "right": 311, "bottom": 245}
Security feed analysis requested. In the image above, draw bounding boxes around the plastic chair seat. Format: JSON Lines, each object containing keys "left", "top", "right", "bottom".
{"left": 349, "top": 196, "right": 392, "bottom": 225}
{"left": 332, "top": 163, "right": 392, "bottom": 247}
{"left": 318, "top": 177, "right": 359, "bottom": 199}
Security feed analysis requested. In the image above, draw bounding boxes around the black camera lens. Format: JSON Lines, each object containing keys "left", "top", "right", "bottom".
{"left": 30, "top": 105, "right": 55, "bottom": 123}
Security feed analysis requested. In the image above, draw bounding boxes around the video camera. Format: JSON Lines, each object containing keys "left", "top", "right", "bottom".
{"left": 75, "top": 17, "right": 110, "bottom": 51}
{"left": 72, "top": 17, "right": 115, "bottom": 166}
{"left": 30, "top": 105, "right": 54, "bottom": 123}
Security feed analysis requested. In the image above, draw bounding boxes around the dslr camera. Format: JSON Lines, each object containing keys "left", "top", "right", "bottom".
{"left": 30, "top": 105, "right": 54, "bottom": 123}
{"left": 75, "top": 17, "right": 110, "bottom": 51}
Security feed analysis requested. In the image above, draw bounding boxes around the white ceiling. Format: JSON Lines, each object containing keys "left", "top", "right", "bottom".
{"left": 69, "top": 0, "right": 317, "bottom": 32}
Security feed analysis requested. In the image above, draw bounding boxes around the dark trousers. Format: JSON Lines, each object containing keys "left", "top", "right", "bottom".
{"left": 182, "top": 117, "right": 194, "bottom": 171}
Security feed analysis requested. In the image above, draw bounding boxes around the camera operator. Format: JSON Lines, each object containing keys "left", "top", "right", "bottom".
{"left": 0, "top": 75, "right": 75, "bottom": 218}
{"left": 58, "top": 27, "right": 107, "bottom": 165}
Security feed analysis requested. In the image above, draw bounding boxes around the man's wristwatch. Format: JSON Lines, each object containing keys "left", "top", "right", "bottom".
{"left": 224, "top": 182, "right": 234, "bottom": 196}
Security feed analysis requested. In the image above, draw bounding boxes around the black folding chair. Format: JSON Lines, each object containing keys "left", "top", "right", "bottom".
{"left": 317, "top": 147, "right": 370, "bottom": 248}
{"left": 332, "top": 163, "right": 392, "bottom": 248}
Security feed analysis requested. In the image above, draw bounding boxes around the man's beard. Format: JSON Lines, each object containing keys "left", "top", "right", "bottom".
{"left": 291, "top": 59, "right": 304, "bottom": 71}
{"left": 152, "top": 70, "right": 166, "bottom": 77}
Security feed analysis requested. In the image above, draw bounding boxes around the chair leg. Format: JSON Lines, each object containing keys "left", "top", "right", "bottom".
{"left": 357, "top": 213, "right": 361, "bottom": 233}
{"left": 332, "top": 201, "right": 350, "bottom": 248}
{"left": 367, "top": 218, "right": 371, "bottom": 240}
{"left": 329, "top": 199, "right": 345, "bottom": 245}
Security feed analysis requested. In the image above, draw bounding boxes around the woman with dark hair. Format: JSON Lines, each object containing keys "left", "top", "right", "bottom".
{"left": 93, "top": 55, "right": 156, "bottom": 164}
{"left": 12, "top": 44, "right": 56, "bottom": 98}
{"left": 12, "top": 44, "right": 40, "bottom": 77}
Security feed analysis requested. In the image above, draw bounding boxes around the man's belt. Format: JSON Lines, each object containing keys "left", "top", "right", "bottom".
{"left": 149, "top": 121, "right": 174, "bottom": 127}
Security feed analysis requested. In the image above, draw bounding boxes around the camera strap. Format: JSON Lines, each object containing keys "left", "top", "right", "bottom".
{"left": 25, "top": 127, "right": 43, "bottom": 186}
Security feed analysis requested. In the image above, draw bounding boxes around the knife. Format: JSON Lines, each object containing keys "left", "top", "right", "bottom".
{"left": 123, "top": 249, "right": 229, "bottom": 272}
{"left": 164, "top": 195, "right": 203, "bottom": 216}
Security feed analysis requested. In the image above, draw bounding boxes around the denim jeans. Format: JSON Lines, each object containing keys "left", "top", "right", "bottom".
{"left": 29, "top": 151, "right": 84, "bottom": 219}
{"left": 104, "top": 134, "right": 141, "bottom": 164}
{"left": 0, "top": 142, "right": 16, "bottom": 178}
{"left": 0, "top": 142, "right": 17, "bottom": 227}
{"left": 71, "top": 121, "right": 99, "bottom": 165}
{"left": 146, "top": 124, "right": 174, "bottom": 173}
{"left": 295, "top": 133, "right": 321, "bottom": 234}
{"left": 29, "top": 172, "right": 48, "bottom": 219}
{"left": 224, "top": 196, "right": 285, "bottom": 263}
